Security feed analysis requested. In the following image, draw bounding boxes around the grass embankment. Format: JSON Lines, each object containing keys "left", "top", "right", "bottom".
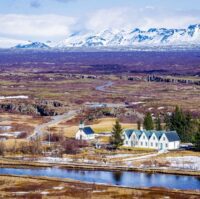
{"left": 0, "top": 157, "right": 200, "bottom": 176}
{"left": 0, "top": 175, "right": 199, "bottom": 199}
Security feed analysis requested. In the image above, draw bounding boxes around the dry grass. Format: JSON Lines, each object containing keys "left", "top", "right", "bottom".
{"left": 50, "top": 117, "right": 137, "bottom": 138}
{"left": 90, "top": 118, "right": 137, "bottom": 133}
{"left": 0, "top": 175, "right": 199, "bottom": 199}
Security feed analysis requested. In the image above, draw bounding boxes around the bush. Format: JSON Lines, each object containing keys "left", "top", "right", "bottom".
{"left": 61, "top": 138, "right": 88, "bottom": 154}
{"left": 19, "top": 139, "right": 43, "bottom": 155}
{"left": 17, "top": 132, "right": 28, "bottom": 139}
{"left": 44, "top": 133, "right": 63, "bottom": 142}
{"left": 0, "top": 141, "right": 6, "bottom": 155}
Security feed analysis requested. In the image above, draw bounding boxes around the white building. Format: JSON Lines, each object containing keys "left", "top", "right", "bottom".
{"left": 123, "top": 130, "right": 180, "bottom": 150}
{"left": 75, "top": 122, "right": 95, "bottom": 140}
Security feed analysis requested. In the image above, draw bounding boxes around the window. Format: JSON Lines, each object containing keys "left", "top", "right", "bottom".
{"left": 146, "top": 142, "right": 148, "bottom": 146}
{"left": 163, "top": 137, "right": 165, "bottom": 141}
{"left": 156, "top": 143, "right": 158, "bottom": 147}
{"left": 153, "top": 136, "right": 155, "bottom": 140}
{"left": 151, "top": 142, "right": 153, "bottom": 147}
{"left": 141, "top": 142, "right": 143, "bottom": 146}
{"left": 143, "top": 135, "right": 145, "bottom": 139}
{"left": 136, "top": 141, "right": 138, "bottom": 145}
{"left": 126, "top": 141, "right": 128, "bottom": 145}
{"left": 131, "top": 141, "right": 134, "bottom": 146}
{"left": 166, "top": 144, "right": 168, "bottom": 148}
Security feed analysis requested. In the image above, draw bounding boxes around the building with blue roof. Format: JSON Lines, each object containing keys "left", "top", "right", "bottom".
{"left": 123, "top": 129, "right": 180, "bottom": 150}
{"left": 75, "top": 121, "right": 95, "bottom": 140}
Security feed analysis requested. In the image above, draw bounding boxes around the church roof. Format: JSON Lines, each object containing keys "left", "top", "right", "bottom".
{"left": 82, "top": 127, "right": 95, "bottom": 135}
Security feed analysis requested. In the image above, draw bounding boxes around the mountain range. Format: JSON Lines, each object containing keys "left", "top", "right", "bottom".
{"left": 1, "top": 24, "right": 200, "bottom": 49}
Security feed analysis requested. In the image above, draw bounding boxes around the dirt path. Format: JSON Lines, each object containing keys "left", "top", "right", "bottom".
{"left": 28, "top": 110, "right": 78, "bottom": 140}
{"left": 95, "top": 81, "right": 114, "bottom": 92}
{"left": 124, "top": 150, "right": 168, "bottom": 165}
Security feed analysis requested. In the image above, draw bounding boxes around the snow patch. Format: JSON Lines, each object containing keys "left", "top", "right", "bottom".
{"left": 0, "top": 95, "right": 29, "bottom": 100}
{"left": 53, "top": 186, "right": 64, "bottom": 190}
{"left": 166, "top": 156, "right": 200, "bottom": 171}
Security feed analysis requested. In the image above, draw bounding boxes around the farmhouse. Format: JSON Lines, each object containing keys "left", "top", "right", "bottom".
{"left": 123, "top": 130, "right": 180, "bottom": 150}
{"left": 75, "top": 121, "right": 95, "bottom": 140}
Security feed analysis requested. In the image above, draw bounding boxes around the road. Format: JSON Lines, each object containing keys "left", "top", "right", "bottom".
{"left": 28, "top": 110, "right": 78, "bottom": 140}
{"left": 95, "top": 81, "right": 114, "bottom": 92}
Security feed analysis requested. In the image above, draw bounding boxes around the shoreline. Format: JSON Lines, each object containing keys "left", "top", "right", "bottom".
{"left": 0, "top": 174, "right": 199, "bottom": 195}
{"left": 0, "top": 157, "right": 200, "bottom": 177}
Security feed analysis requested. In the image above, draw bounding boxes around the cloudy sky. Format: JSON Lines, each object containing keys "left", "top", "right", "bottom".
{"left": 0, "top": 0, "right": 200, "bottom": 42}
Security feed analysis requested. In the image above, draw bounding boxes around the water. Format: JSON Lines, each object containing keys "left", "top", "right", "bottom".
{"left": 0, "top": 167, "right": 200, "bottom": 190}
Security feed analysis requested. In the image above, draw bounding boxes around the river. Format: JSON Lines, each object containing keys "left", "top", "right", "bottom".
{"left": 0, "top": 167, "right": 199, "bottom": 190}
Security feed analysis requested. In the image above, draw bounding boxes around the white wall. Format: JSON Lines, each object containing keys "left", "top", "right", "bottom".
{"left": 138, "top": 133, "right": 149, "bottom": 148}
{"left": 168, "top": 141, "right": 180, "bottom": 150}
{"left": 130, "top": 133, "right": 139, "bottom": 147}
{"left": 149, "top": 133, "right": 159, "bottom": 150}
{"left": 123, "top": 131, "right": 180, "bottom": 150}
{"left": 75, "top": 130, "right": 95, "bottom": 140}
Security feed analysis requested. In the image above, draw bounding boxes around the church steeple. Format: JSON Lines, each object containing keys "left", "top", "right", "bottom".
{"left": 79, "top": 120, "right": 85, "bottom": 129}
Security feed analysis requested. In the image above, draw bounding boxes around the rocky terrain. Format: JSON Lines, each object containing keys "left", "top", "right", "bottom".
{"left": 0, "top": 100, "right": 64, "bottom": 116}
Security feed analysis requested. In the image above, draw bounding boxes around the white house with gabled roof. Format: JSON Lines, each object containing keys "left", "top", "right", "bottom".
{"left": 75, "top": 121, "right": 95, "bottom": 140}
{"left": 123, "top": 129, "right": 180, "bottom": 150}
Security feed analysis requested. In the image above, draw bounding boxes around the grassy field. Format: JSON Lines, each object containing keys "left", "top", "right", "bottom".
{"left": 49, "top": 117, "right": 137, "bottom": 138}
{"left": 0, "top": 175, "right": 199, "bottom": 199}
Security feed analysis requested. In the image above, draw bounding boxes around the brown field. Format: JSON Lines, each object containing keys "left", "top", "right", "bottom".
{"left": 0, "top": 113, "right": 47, "bottom": 140}
{"left": 0, "top": 71, "right": 200, "bottom": 117}
{"left": 49, "top": 117, "right": 137, "bottom": 138}
{"left": 0, "top": 175, "right": 199, "bottom": 199}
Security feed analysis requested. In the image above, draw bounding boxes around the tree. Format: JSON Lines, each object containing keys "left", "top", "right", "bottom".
{"left": 137, "top": 120, "right": 141, "bottom": 130}
{"left": 169, "top": 106, "right": 192, "bottom": 142}
{"left": 0, "top": 141, "right": 5, "bottom": 156}
{"left": 110, "top": 120, "right": 124, "bottom": 148}
{"left": 165, "top": 106, "right": 193, "bottom": 142}
{"left": 143, "top": 112, "right": 154, "bottom": 130}
{"left": 155, "top": 116, "right": 162, "bottom": 131}
{"left": 194, "top": 132, "right": 200, "bottom": 151}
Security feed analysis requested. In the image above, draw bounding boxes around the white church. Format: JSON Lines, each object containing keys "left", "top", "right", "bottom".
{"left": 123, "top": 129, "right": 180, "bottom": 150}
{"left": 75, "top": 121, "right": 95, "bottom": 140}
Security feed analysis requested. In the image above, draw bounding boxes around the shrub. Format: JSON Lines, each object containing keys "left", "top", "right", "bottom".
{"left": 61, "top": 138, "right": 88, "bottom": 154}
{"left": 0, "top": 141, "right": 6, "bottom": 155}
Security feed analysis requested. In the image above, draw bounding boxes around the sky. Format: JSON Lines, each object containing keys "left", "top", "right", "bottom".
{"left": 0, "top": 0, "right": 200, "bottom": 42}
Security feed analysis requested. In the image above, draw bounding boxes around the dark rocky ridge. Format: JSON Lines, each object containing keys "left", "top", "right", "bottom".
{"left": 0, "top": 100, "right": 64, "bottom": 116}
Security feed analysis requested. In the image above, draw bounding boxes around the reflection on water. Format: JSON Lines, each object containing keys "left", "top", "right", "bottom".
{"left": 112, "top": 171, "right": 123, "bottom": 184}
{"left": 0, "top": 167, "right": 199, "bottom": 191}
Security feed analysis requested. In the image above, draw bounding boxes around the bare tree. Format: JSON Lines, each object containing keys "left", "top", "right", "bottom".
{"left": 0, "top": 141, "right": 6, "bottom": 156}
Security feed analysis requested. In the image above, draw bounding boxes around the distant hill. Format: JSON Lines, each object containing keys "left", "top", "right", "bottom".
{"left": 14, "top": 42, "right": 50, "bottom": 49}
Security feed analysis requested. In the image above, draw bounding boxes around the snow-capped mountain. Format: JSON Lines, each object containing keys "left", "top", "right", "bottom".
{"left": 0, "top": 37, "right": 30, "bottom": 49}
{"left": 14, "top": 42, "right": 50, "bottom": 49}
{"left": 1, "top": 24, "right": 200, "bottom": 49}
{"left": 57, "top": 24, "right": 200, "bottom": 48}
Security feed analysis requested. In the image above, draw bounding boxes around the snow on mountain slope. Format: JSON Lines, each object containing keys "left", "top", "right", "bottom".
{"left": 14, "top": 42, "right": 50, "bottom": 49}
{"left": 1, "top": 24, "right": 200, "bottom": 49}
{"left": 57, "top": 24, "right": 200, "bottom": 48}
{"left": 0, "top": 37, "right": 29, "bottom": 49}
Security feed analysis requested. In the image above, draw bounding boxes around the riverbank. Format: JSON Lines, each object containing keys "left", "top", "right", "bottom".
{"left": 0, "top": 157, "right": 200, "bottom": 176}
{"left": 0, "top": 174, "right": 199, "bottom": 199}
